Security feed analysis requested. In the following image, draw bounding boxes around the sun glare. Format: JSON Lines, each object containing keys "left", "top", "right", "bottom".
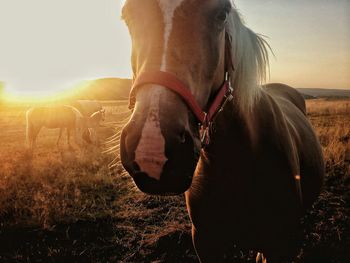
{"left": 0, "top": 0, "right": 132, "bottom": 106}
{"left": 2, "top": 81, "right": 92, "bottom": 104}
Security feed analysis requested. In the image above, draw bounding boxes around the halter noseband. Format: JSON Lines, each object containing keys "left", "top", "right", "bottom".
{"left": 128, "top": 34, "right": 234, "bottom": 147}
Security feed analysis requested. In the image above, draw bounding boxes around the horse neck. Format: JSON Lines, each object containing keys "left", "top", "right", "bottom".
{"left": 208, "top": 92, "right": 301, "bottom": 176}
{"left": 88, "top": 113, "right": 100, "bottom": 127}
{"left": 213, "top": 99, "right": 254, "bottom": 148}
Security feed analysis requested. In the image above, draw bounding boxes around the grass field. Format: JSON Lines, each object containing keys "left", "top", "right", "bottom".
{"left": 0, "top": 99, "right": 349, "bottom": 262}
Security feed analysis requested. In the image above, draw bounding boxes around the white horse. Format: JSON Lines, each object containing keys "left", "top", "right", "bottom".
{"left": 26, "top": 105, "right": 92, "bottom": 151}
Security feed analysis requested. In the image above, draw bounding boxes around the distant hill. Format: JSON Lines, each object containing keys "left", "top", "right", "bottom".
{"left": 71, "top": 80, "right": 350, "bottom": 101}
{"left": 4, "top": 77, "right": 349, "bottom": 103}
{"left": 297, "top": 88, "right": 350, "bottom": 99}
{"left": 71, "top": 78, "right": 132, "bottom": 100}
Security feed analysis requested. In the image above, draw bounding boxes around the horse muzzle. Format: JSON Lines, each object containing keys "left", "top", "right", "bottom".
{"left": 120, "top": 118, "right": 199, "bottom": 195}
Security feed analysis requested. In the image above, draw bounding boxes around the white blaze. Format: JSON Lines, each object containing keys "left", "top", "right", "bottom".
{"left": 158, "top": 0, "right": 186, "bottom": 70}
{"left": 134, "top": 0, "right": 185, "bottom": 180}
{"left": 135, "top": 87, "right": 168, "bottom": 180}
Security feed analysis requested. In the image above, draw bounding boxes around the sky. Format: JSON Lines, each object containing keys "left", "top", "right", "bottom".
{"left": 0, "top": 0, "right": 349, "bottom": 98}
{"left": 236, "top": 0, "right": 350, "bottom": 90}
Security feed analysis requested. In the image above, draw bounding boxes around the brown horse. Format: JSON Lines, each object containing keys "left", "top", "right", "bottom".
{"left": 119, "top": 1, "right": 324, "bottom": 262}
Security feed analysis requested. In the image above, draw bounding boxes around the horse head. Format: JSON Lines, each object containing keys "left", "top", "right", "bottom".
{"left": 120, "top": 0, "right": 234, "bottom": 195}
{"left": 89, "top": 109, "right": 106, "bottom": 125}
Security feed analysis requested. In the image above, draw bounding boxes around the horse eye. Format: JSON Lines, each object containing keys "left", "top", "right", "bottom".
{"left": 216, "top": 10, "right": 228, "bottom": 23}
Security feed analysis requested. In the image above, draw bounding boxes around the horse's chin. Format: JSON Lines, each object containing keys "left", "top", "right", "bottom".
{"left": 132, "top": 170, "right": 194, "bottom": 196}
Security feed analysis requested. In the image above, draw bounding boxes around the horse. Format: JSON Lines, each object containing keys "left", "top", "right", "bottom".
{"left": 26, "top": 105, "right": 92, "bottom": 151}
{"left": 70, "top": 100, "right": 105, "bottom": 144}
{"left": 119, "top": 1, "right": 324, "bottom": 262}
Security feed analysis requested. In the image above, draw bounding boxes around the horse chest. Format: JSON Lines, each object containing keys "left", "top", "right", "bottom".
{"left": 186, "top": 137, "right": 301, "bottom": 249}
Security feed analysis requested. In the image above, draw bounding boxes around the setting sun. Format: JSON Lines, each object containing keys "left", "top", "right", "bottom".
{"left": 0, "top": 0, "right": 131, "bottom": 101}
{"left": 0, "top": 0, "right": 349, "bottom": 99}
{"left": 2, "top": 81, "right": 91, "bottom": 103}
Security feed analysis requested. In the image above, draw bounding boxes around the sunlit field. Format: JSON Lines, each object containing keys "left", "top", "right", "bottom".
{"left": 0, "top": 99, "right": 349, "bottom": 262}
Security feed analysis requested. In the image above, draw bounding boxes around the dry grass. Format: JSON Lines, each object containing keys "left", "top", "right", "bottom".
{"left": 306, "top": 99, "right": 350, "bottom": 172}
{"left": 0, "top": 103, "right": 127, "bottom": 228}
{"left": 307, "top": 99, "right": 350, "bottom": 116}
{"left": 0, "top": 99, "right": 349, "bottom": 262}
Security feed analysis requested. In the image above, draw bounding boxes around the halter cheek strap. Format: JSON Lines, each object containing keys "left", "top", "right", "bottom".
{"left": 128, "top": 71, "right": 233, "bottom": 147}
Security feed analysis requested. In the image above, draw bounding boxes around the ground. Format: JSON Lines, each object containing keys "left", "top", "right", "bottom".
{"left": 0, "top": 99, "right": 349, "bottom": 263}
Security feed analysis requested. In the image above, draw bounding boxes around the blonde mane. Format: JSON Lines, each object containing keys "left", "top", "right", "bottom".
{"left": 226, "top": 4, "right": 270, "bottom": 115}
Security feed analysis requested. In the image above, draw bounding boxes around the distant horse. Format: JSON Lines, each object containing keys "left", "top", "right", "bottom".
{"left": 119, "top": 1, "right": 324, "bottom": 262}
{"left": 71, "top": 100, "right": 105, "bottom": 144}
{"left": 26, "top": 105, "right": 92, "bottom": 151}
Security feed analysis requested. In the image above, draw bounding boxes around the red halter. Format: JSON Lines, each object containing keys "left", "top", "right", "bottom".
{"left": 128, "top": 35, "right": 234, "bottom": 147}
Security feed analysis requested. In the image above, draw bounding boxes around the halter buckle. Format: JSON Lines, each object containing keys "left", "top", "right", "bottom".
{"left": 225, "top": 71, "right": 229, "bottom": 81}
{"left": 199, "top": 113, "right": 211, "bottom": 147}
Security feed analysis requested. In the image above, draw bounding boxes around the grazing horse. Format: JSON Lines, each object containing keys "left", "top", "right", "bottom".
{"left": 119, "top": 1, "right": 324, "bottom": 262}
{"left": 26, "top": 105, "right": 91, "bottom": 151}
{"left": 71, "top": 100, "right": 105, "bottom": 144}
